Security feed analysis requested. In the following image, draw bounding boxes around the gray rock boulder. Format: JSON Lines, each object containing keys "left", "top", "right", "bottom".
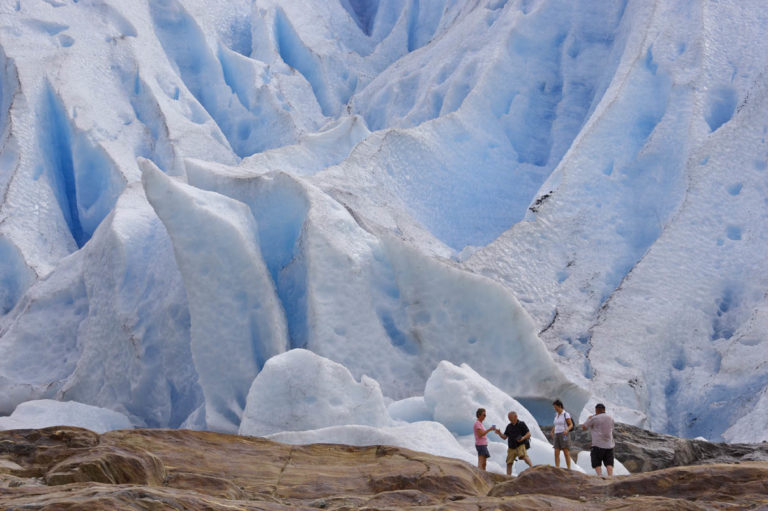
{"left": 542, "top": 422, "right": 768, "bottom": 472}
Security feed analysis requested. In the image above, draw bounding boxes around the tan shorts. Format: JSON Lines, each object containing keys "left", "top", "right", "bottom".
{"left": 506, "top": 445, "right": 527, "bottom": 464}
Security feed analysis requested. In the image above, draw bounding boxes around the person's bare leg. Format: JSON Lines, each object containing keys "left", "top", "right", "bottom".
{"left": 554, "top": 448, "right": 561, "bottom": 468}
{"left": 506, "top": 463, "right": 513, "bottom": 476}
{"left": 594, "top": 465, "right": 603, "bottom": 476}
{"left": 523, "top": 455, "right": 532, "bottom": 468}
{"left": 563, "top": 449, "right": 571, "bottom": 469}
{"left": 478, "top": 456, "right": 487, "bottom": 471}
{"left": 607, "top": 465, "right": 613, "bottom": 477}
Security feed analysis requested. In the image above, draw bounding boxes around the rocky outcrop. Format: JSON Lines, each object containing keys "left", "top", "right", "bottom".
{"left": 0, "top": 426, "right": 766, "bottom": 510}
{"left": 490, "top": 463, "right": 768, "bottom": 509}
{"left": 44, "top": 445, "right": 165, "bottom": 486}
{"left": 542, "top": 422, "right": 768, "bottom": 472}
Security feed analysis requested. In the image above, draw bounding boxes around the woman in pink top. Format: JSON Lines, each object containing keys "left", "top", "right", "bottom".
{"left": 474, "top": 408, "right": 497, "bottom": 470}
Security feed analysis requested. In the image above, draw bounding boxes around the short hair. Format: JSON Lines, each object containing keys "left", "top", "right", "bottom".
{"left": 552, "top": 399, "right": 564, "bottom": 408}
{"left": 476, "top": 408, "right": 486, "bottom": 418}
{"left": 595, "top": 403, "right": 606, "bottom": 411}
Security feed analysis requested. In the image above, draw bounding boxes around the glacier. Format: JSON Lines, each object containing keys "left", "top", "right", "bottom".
{"left": 247, "top": 351, "right": 629, "bottom": 475}
{"left": 0, "top": 0, "right": 766, "bottom": 464}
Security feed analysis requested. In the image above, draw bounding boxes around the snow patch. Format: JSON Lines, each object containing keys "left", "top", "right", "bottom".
{"left": 0, "top": 399, "right": 133, "bottom": 434}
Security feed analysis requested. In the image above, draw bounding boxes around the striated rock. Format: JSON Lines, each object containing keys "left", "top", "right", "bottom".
{"left": 542, "top": 422, "right": 768, "bottom": 472}
{"left": 0, "top": 427, "right": 765, "bottom": 510}
{"left": 491, "top": 463, "right": 768, "bottom": 509}
{"left": 0, "top": 427, "right": 101, "bottom": 477}
{"left": 608, "top": 462, "right": 768, "bottom": 500}
{"left": 45, "top": 445, "right": 166, "bottom": 486}
{"left": 489, "top": 464, "right": 607, "bottom": 500}
{"left": 164, "top": 471, "right": 246, "bottom": 500}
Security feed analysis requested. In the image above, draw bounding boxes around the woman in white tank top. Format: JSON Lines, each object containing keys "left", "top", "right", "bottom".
{"left": 551, "top": 399, "right": 573, "bottom": 469}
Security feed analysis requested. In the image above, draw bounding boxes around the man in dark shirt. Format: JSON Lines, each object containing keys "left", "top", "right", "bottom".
{"left": 495, "top": 411, "right": 533, "bottom": 474}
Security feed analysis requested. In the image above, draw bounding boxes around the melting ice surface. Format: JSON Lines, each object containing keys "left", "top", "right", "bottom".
{"left": 0, "top": 0, "right": 767, "bottom": 469}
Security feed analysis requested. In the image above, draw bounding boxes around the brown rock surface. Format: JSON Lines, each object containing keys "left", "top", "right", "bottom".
{"left": 0, "top": 426, "right": 765, "bottom": 510}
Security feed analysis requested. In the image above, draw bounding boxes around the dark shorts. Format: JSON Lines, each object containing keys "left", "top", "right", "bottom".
{"left": 476, "top": 444, "right": 491, "bottom": 458}
{"left": 590, "top": 446, "right": 614, "bottom": 468}
{"left": 553, "top": 433, "right": 570, "bottom": 450}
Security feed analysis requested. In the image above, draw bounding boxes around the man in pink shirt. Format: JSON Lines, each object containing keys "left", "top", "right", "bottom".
{"left": 474, "top": 408, "right": 497, "bottom": 470}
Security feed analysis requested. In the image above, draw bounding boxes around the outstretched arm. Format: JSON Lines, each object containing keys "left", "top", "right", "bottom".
{"left": 475, "top": 424, "right": 496, "bottom": 438}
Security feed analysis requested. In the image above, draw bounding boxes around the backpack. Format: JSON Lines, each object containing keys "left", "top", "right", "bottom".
{"left": 519, "top": 421, "right": 531, "bottom": 449}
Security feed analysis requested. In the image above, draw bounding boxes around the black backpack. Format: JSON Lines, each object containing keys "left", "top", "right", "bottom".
{"left": 519, "top": 421, "right": 531, "bottom": 449}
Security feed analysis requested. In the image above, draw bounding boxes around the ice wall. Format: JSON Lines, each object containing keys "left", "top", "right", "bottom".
{"left": 0, "top": 0, "right": 766, "bottom": 443}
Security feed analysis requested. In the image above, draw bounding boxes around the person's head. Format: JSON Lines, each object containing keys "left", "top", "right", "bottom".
{"left": 552, "top": 399, "right": 564, "bottom": 412}
{"left": 476, "top": 408, "right": 486, "bottom": 420}
{"left": 595, "top": 403, "right": 606, "bottom": 414}
{"left": 508, "top": 411, "right": 518, "bottom": 423}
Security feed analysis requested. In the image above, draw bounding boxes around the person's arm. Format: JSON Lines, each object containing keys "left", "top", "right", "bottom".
{"left": 475, "top": 424, "right": 495, "bottom": 438}
{"left": 565, "top": 415, "right": 573, "bottom": 433}
{"left": 581, "top": 415, "right": 593, "bottom": 431}
{"left": 496, "top": 428, "right": 507, "bottom": 439}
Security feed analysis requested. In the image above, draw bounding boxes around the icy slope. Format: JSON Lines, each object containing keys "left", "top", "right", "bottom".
{"left": 463, "top": 0, "right": 768, "bottom": 440}
{"left": 0, "top": 0, "right": 766, "bottom": 444}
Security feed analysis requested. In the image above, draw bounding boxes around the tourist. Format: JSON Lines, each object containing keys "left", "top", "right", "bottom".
{"left": 581, "top": 403, "right": 615, "bottom": 477}
{"left": 495, "top": 411, "right": 533, "bottom": 474}
{"left": 474, "top": 408, "right": 496, "bottom": 470}
{"left": 551, "top": 399, "right": 573, "bottom": 469}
